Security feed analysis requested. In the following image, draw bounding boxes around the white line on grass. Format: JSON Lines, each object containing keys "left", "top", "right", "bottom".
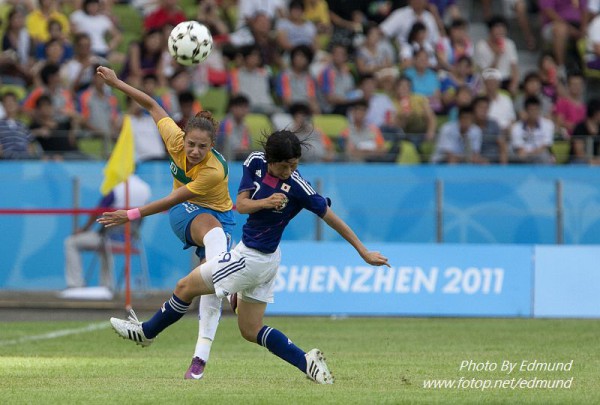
{"left": 0, "top": 322, "right": 110, "bottom": 347}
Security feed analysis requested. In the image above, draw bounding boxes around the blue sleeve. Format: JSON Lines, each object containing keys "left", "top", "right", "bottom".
{"left": 238, "top": 154, "right": 258, "bottom": 194}
{"left": 291, "top": 171, "right": 328, "bottom": 217}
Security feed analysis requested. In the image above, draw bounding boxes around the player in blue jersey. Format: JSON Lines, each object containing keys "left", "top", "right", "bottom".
{"left": 109, "top": 130, "right": 390, "bottom": 384}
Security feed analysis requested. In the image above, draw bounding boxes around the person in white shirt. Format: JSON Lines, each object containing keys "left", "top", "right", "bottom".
{"left": 431, "top": 106, "right": 484, "bottom": 164}
{"left": 474, "top": 16, "right": 519, "bottom": 95}
{"left": 510, "top": 96, "right": 555, "bottom": 164}
{"left": 482, "top": 68, "right": 516, "bottom": 135}
{"left": 380, "top": 0, "right": 440, "bottom": 57}
{"left": 70, "top": 0, "right": 121, "bottom": 60}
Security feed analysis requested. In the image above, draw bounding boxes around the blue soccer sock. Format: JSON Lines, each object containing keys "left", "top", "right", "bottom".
{"left": 142, "top": 294, "right": 190, "bottom": 339}
{"left": 257, "top": 326, "right": 307, "bottom": 373}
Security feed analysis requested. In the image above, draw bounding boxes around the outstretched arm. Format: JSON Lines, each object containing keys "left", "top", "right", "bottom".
{"left": 322, "top": 207, "right": 390, "bottom": 267}
{"left": 97, "top": 186, "right": 197, "bottom": 227}
{"left": 96, "top": 65, "right": 168, "bottom": 124}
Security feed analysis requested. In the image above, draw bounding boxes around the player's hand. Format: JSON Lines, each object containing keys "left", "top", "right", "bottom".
{"left": 262, "top": 193, "right": 288, "bottom": 210}
{"left": 361, "top": 251, "right": 391, "bottom": 267}
{"left": 96, "top": 210, "right": 128, "bottom": 227}
{"left": 96, "top": 66, "right": 119, "bottom": 87}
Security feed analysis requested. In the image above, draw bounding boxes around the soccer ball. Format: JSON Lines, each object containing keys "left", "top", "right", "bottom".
{"left": 168, "top": 21, "right": 213, "bottom": 66}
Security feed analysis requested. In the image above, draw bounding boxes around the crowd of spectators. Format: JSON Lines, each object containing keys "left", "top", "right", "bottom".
{"left": 1, "top": 0, "right": 600, "bottom": 164}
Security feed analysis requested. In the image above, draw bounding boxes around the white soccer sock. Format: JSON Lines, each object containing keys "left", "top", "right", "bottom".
{"left": 193, "top": 227, "right": 227, "bottom": 361}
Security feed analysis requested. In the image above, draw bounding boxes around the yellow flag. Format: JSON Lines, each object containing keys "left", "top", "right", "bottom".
{"left": 100, "top": 115, "right": 135, "bottom": 195}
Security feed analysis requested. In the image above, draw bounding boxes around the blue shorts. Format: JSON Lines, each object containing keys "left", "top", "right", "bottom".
{"left": 169, "top": 202, "right": 235, "bottom": 259}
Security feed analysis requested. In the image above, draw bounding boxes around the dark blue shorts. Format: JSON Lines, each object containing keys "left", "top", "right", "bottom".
{"left": 169, "top": 202, "right": 235, "bottom": 259}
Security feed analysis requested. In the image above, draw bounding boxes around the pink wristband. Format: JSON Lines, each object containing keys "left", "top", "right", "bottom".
{"left": 126, "top": 208, "right": 141, "bottom": 221}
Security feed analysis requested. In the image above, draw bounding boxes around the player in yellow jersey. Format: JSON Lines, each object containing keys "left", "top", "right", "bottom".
{"left": 95, "top": 66, "right": 232, "bottom": 380}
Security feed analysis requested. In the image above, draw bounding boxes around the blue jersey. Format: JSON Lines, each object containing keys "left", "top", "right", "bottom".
{"left": 238, "top": 152, "right": 329, "bottom": 253}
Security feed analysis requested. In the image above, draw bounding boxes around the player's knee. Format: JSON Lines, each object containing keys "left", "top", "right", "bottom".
{"left": 174, "top": 277, "right": 191, "bottom": 297}
{"left": 239, "top": 324, "right": 261, "bottom": 343}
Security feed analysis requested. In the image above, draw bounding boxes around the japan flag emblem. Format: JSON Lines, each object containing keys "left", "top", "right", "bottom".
{"left": 281, "top": 183, "right": 290, "bottom": 192}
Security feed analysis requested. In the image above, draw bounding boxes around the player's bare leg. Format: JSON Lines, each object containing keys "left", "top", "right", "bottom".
{"left": 237, "top": 298, "right": 334, "bottom": 384}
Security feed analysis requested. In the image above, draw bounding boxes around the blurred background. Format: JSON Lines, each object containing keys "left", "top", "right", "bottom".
{"left": 0, "top": 0, "right": 599, "bottom": 318}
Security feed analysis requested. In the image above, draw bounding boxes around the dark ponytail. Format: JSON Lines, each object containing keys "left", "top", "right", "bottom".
{"left": 185, "top": 110, "right": 219, "bottom": 142}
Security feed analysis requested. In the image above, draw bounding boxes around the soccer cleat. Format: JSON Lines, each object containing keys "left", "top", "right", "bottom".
{"left": 184, "top": 357, "right": 206, "bottom": 380}
{"left": 227, "top": 292, "right": 238, "bottom": 314}
{"left": 110, "top": 309, "right": 154, "bottom": 347}
{"left": 305, "top": 349, "right": 334, "bottom": 384}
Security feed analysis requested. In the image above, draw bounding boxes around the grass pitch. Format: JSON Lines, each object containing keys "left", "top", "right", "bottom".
{"left": 0, "top": 315, "right": 598, "bottom": 404}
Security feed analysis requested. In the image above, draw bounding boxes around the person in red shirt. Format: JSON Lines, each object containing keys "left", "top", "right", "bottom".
{"left": 143, "top": 0, "right": 186, "bottom": 32}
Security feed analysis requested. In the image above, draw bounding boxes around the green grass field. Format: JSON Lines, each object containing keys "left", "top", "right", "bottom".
{"left": 1, "top": 316, "right": 598, "bottom": 404}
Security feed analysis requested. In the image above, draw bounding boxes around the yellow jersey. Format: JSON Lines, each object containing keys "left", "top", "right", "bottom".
{"left": 157, "top": 117, "right": 233, "bottom": 212}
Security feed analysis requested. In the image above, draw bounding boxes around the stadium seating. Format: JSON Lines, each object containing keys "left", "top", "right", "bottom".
{"left": 551, "top": 140, "right": 571, "bottom": 164}
{"left": 396, "top": 140, "right": 421, "bottom": 164}
{"left": 198, "top": 87, "right": 229, "bottom": 120}
{"left": 312, "top": 114, "right": 349, "bottom": 140}
{"left": 244, "top": 113, "right": 273, "bottom": 149}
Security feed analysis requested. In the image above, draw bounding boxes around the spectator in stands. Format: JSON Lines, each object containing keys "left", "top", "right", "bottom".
{"left": 571, "top": 98, "right": 600, "bottom": 163}
{"left": 144, "top": 0, "right": 186, "bottom": 32}
{"left": 440, "top": 56, "right": 477, "bottom": 112}
{"left": 63, "top": 174, "right": 151, "bottom": 294}
{"left": 514, "top": 72, "right": 554, "bottom": 120}
{"left": 276, "top": 45, "right": 319, "bottom": 114}
{"left": 317, "top": 43, "right": 356, "bottom": 115}
{"left": 35, "top": 18, "right": 73, "bottom": 62}
{"left": 553, "top": 72, "right": 586, "bottom": 137}
{"left": 393, "top": 75, "right": 437, "bottom": 148}
{"left": 404, "top": 48, "right": 442, "bottom": 112}
{"left": 446, "top": 85, "right": 473, "bottom": 121}
{"left": 481, "top": 68, "right": 516, "bottom": 136}
{"left": 70, "top": 0, "right": 122, "bottom": 62}
{"left": 327, "top": 0, "right": 366, "bottom": 51}
{"left": 236, "top": 0, "right": 286, "bottom": 29}
{"left": 61, "top": 33, "right": 106, "bottom": 95}
{"left": 276, "top": 0, "right": 317, "bottom": 52}
{"left": 2, "top": 7, "right": 33, "bottom": 67}
{"left": 0, "top": 91, "right": 38, "bottom": 159}
{"left": 216, "top": 95, "right": 252, "bottom": 161}
{"left": 539, "top": 0, "right": 588, "bottom": 75}
{"left": 289, "top": 101, "right": 335, "bottom": 162}
{"left": 79, "top": 66, "right": 120, "bottom": 145}
{"left": 29, "top": 94, "right": 87, "bottom": 160}
{"left": 401, "top": 21, "right": 437, "bottom": 69}
{"left": 120, "top": 29, "right": 165, "bottom": 88}
{"left": 125, "top": 96, "right": 167, "bottom": 162}
{"left": 585, "top": 9, "right": 600, "bottom": 70}
{"left": 358, "top": 74, "right": 396, "bottom": 129}
{"left": 380, "top": 0, "right": 440, "bottom": 59}
{"left": 31, "top": 39, "right": 67, "bottom": 86}
{"left": 304, "top": 0, "right": 331, "bottom": 34}
{"left": 510, "top": 96, "right": 555, "bottom": 164}
{"left": 25, "top": 0, "right": 69, "bottom": 45}
{"left": 428, "top": 0, "right": 461, "bottom": 34}
{"left": 474, "top": 16, "right": 519, "bottom": 96}
{"left": 356, "top": 23, "right": 395, "bottom": 76}
{"left": 228, "top": 45, "right": 279, "bottom": 115}
{"left": 196, "top": 0, "right": 230, "bottom": 37}
{"left": 436, "top": 18, "right": 473, "bottom": 72}
{"left": 473, "top": 95, "right": 506, "bottom": 164}
{"left": 431, "top": 106, "right": 484, "bottom": 164}
{"left": 229, "top": 11, "right": 282, "bottom": 68}
{"left": 175, "top": 91, "right": 201, "bottom": 129}
{"left": 481, "top": 0, "right": 537, "bottom": 50}
{"left": 23, "top": 64, "right": 78, "bottom": 126}
{"left": 538, "top": 52, "right": 561, "bottom": 101}
{"left": 341, "top": 99, "right": 387, "bottom": 162}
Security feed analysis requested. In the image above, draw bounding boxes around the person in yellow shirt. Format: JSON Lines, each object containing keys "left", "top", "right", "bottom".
{"left": 304, "top": 0, "right": 331, "bottom": 33}
{"left": 25, "top": 0, "right": 69, "bottom": 43}
{"left": 95, "top": 65, "right": 234, "bottom": 381}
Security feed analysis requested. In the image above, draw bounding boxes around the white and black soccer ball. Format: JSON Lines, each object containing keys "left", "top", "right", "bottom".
{"left": 168, "top": 21, "right": 213, "bottom": 66}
